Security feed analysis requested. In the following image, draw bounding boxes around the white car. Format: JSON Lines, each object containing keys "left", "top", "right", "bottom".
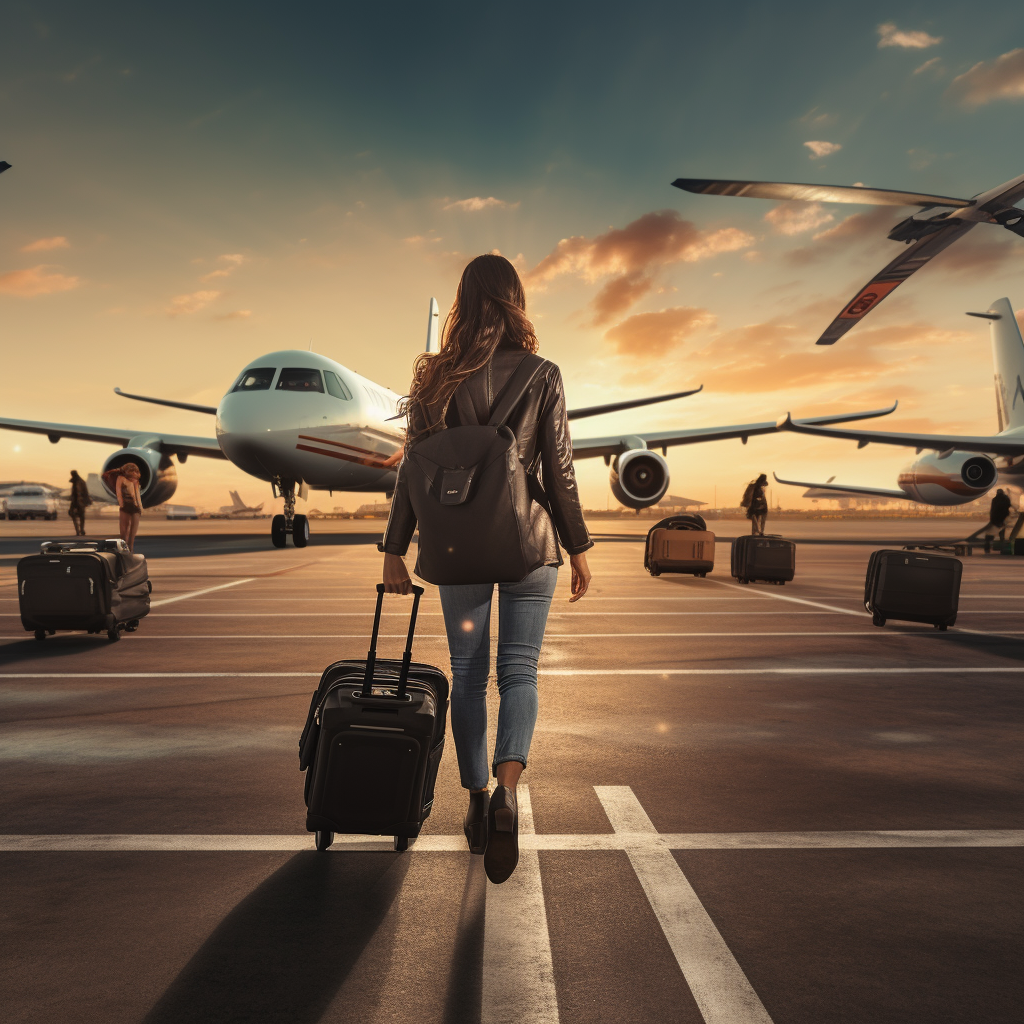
{"left": 5, "top": 486, "right": 59, "bottom": 520}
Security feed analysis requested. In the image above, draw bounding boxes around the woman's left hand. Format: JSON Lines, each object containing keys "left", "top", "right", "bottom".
{"left": 383, "top": 553, "right": 413, "bottom": 594}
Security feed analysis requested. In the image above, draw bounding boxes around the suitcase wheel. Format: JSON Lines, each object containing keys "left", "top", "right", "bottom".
{"left": 737, "top": 577, "right": 749, "bottom": 585}
{"left": 394, "top": 835, "right": 409, "bottom": 852}
{"left": 697, "top": 572, "right": 707, "bottom": 578}
{"left": 124, "top": 619, "right": 140, "bottom": 633}
{"left": 935, "top": 623, "right": 948, "bottom": 631}
{"left": 33, "top": 629, "right": 45, "bottom": 642}
{"left": 872, "top": 612, "right": 886, "bottom": 628}
{"left": 650, "top": 562, "right": 661, "bottom": 577}
{"left": 314, "top": 830, "right": 334, "bottom": 851}
{"left": 107, "top": 627, "right": 121, "bottom": 643}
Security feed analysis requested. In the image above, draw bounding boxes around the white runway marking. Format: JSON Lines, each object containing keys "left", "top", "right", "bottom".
{"left": 483, "top": 785, "right": 560, "bottom": 1024}
{"left": 3, "top": 829, "right": 1018, "bottom": 852}
{"left": 6, "top": 665, "right": 1024, "bottom": 679}
{"left": 150, "top": 578, "right": 256, "bottom": 608}
{"left": 595, "top": 785, "right": 774, "bottom": 1024}
{"left": 705, "top": 577, "right": 868, "bottom": 618}
{"left": 0, "top": 631, "right": 974, "bottom": 640}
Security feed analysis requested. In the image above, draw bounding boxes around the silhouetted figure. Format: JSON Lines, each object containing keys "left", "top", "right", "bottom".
{"left": 116, "top": 463, "right": 143, "bottom": 551}
{"left": 987, "top": 488, "right": 1013, "bottom": 542}
{"left": 742, "top": 473, "right": 768, "bottom": 536}
{"left": 68, "top": 469, "right": 91, "bottom": 536}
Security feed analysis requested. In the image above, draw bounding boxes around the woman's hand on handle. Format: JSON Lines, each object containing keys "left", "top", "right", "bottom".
{"left": 383, "top": 553, "right": 413, "bottom": 595}
{"left": 568, "top": 552, "right": 591, "bottom": 603}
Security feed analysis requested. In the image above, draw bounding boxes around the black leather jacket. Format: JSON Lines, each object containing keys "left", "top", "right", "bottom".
{"left": 382, "top": 344, "right": 593, "bottom": 563}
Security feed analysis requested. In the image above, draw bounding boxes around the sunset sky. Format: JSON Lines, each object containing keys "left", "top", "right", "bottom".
{"left": 2, "top": 2, "right": 1024, "bottom": 511}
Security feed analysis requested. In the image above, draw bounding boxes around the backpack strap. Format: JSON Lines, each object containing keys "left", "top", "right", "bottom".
{"left": 487, "top": 354, "right": 547, "bottom": 428}
{"left": 453, "top": 378, "right": 478, "bottom": 426}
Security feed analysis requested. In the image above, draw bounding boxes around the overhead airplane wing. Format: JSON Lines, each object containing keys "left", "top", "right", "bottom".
{"left": 814, "top": 220, "right": 976, "bottom": 345}
{"left": 0, "top": 416, "right": 225, "bottom": 459}
{"left": 772, "top": 472, "right": 908, "bottom": 501}
{"left": 114, "top": 388, "right": 218, "bottom": 415}
{"left": 572, "top": 403, "right": 898, "bottom": 460}
{"left": 776, "top": 412, "right": 1024, "bottom": 457}
{"left": 671, "top": 178, "right": 972, "bottom": 208}
{"left": 567, "top": 386, "right": 702, "bottom": 420}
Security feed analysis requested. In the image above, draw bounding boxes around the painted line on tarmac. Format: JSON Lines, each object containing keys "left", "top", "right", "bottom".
{"left": 705, "top": 576, "right": 868, "bottom": 618}
{"left": 596, "top": 785, "right": 774, "bottom": 1024}
{"left": 8, "top": 666, "right": 1024, "bottom": 679}
{"left": 3, "top": 829, "right": 1019, "bottom": 853}
{"left": 150, "top": 578, "right": 256, "bottom": 608}
{"left": 483, "top": 785, "right": 560, "bottom": 1024}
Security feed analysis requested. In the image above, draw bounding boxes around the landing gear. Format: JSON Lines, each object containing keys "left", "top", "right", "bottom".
{"left": 270, "top": 480, "right": 310, "bottom": 548}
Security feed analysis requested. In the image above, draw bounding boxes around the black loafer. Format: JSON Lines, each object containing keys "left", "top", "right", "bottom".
{"left": 484, "top": 785, "right": 519, "bottom": 883}
{"left": 464, "top": 790, "right": 489, "bottom": 855}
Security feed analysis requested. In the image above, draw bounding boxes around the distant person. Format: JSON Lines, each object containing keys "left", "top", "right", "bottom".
{"left": 381, "top": 253, "right": 592, "bottom": 884}
{"left": 987, "top": 488, "right": 1013, "bottom": 542}
{"left": 68, "top": 470, "right": 91, "bottom": 536}
{"left": 742, "top": 473, "right": 768, "bottom": 536}
{"left": 116, "top": 463, "right": 143, "bottom": 551}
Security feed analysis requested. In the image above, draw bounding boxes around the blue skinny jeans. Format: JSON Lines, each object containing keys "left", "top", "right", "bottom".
{"left": 437, "top": 565, "right": 557, "bottom": 791}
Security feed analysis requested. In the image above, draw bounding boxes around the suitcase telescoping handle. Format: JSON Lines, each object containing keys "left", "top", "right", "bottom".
{"left": 362, "top": 583, "right": 425, "bottom": 698}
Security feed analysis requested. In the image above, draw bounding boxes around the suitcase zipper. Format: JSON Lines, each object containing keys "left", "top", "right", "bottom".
{"left": 21, "top": 580, "right": 25, "bottom": 595}
{"left": 89, "top": 579, "right": 94, "bottom": 595}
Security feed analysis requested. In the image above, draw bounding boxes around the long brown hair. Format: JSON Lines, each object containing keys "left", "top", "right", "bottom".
{"left": 403, "top": 254, "right": 538, "bottom": 442}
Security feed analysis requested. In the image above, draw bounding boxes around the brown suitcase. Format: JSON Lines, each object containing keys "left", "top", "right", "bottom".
{"left": 644, "top": 515, "right": 715, "bottom": 577}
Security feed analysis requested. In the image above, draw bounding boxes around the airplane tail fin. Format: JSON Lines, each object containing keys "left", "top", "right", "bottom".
{"left": 229, "top": 490, "right": 245, "bottom": 509}
{"left": 425, "top": 297, "right": 440, "bottom": 353}
{"left": 982, "top": 298, "right": 1024, "bottom": 431}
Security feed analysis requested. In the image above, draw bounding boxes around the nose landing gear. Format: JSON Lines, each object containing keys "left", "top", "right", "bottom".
{"left": 270, "top": 479, "right": 310, "bottom": 548}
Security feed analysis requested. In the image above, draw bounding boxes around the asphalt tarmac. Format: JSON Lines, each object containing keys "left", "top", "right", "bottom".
{"left": 1, "top": 520, "right": 1021, "bottom": 1023}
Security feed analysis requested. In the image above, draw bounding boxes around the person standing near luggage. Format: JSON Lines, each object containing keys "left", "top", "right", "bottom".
{"left": 67, "top": 469, "right": 91, "bottom": 536}
{"left": 743, "top": 473, "right": 769, "bottom": 536}
{"left": 116, "top": 463, "right": 143, "bottom": 551}
{"left": 381, "top": 254, "right": 593, "bottom": 884}
{"left": 987, "top": 488, "right": 1013, "bottom": 542}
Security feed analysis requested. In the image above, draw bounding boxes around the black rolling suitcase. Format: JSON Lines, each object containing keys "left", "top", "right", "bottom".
{"left": 731, "top": 535, "right": 795, "bottom": 585}
{"left": 864, "top": 549, "right": 961, "bottom": 630}
{"left": 299, "top": 584, "right": 449, "bottom": 851}
{"left": 18, "top": 539, "right": 151, "bottom": 642}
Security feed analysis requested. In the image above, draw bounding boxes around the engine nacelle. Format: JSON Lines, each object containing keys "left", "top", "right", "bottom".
{"left": 897, "top": 451, "right": 997, "bottom": 506}
{"left": 101, "top": 446, "right": 178, "bottom": 508}
{"left": 609, "top": 448, "right": 669, "bottom": 509}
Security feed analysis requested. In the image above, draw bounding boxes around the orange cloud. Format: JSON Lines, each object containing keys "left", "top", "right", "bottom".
{"left": 803, "top": 141, "right": 841, "bottom": 158}
{"left": 0, "top": 265, "right": 80, "bottom": 296}
{"left": 525, "top": 210, "right": 753, "bottom": 324}
{"left": 764, "top": 203, "right": 834, "bottom": 236}
{"left": 443, "top": 197, "right": 517, "bottom": 212}
{"left": 213, "top": 309, "right": 252, "bottom": 321}
{"left": 21, "top": 236, "right": 70, "bottom": 252}
{"left": 167, "top": 289, "right": 221, "bottom": 315}
{"left": 877, "top": 23, "right": 941, "bottom": 49}
{"left": 200, "top": 253, "right": 247, "bottom": 281}
{"left": 929, "top": 235, "right": 1023, "bottom": 277}
{"left": 950, "top": 48, "right": 1024, "bottom": 107}
{"left": 785, "top": 208, "right": 901, "bottom": 265}
{"left": 604, "top": 307, "right": 716, "bottom": 358}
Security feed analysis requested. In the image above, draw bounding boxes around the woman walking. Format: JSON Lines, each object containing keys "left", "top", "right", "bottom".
{"left": 381, "top": 254, "right": 592, "bottom": 883}
{"left": 116, "top": 463, "right": 143, "bottom": 551}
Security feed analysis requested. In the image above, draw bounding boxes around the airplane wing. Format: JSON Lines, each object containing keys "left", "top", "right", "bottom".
{"left": 572, "top": 403, "right": 898, "bottom": 460}
{"left": 815, "top": 220, "right": 976, "bottom": 345}
{"left": 776, "top": 412, "right": 1024, "bottom": 457}
{"left": 772, "top": 472, "right": 908, "bottom": 501}
{"left": 671, "top": 178, "right": 972, "bottom": 208}
{"left": 0, "top": 417, "right": 225, "bottom": 459}
{"left": 567, "top": 386, "right": 702, "bottom": 421}
{"left": 114, "top": 388, "right": 218, "bottom": 415}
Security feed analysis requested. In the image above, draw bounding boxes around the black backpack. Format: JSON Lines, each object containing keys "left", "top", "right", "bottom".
{"left": 405, "top": 355, "right": 550, "bottom": 585}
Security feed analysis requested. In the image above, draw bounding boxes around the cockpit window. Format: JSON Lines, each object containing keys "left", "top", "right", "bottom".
{"left": 276, "top": 368, "right": 324, "bottom": 393}
{"left": 232, "top": 367, "right": 276, "bottom": 392}
{"left": 324, "top": 371, "right": 353, "bottom": 401}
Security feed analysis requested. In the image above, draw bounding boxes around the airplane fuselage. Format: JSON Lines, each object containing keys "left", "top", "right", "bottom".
{"left": 216, "top": 350, "right": 404, "bottom": 492}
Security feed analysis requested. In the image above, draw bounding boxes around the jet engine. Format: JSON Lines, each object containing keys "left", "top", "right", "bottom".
{"left": 897, "top": 451, "right": 997, "bottom": 506}
{"left": 609, "top": 449, "right": 670, "bottom": 509}
{"left": 101, "top": 446, "right": 178, "bottom": 507}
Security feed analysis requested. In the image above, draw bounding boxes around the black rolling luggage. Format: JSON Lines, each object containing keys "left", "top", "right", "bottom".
{"left": 299, "top": 584, "right": 449, "bottom": 851}
{"left": 18, "top": 539, "right": 151, "bottom": 642}
{"left": 731, "top": 535, "right": 796, "bottom": 585}
{"left": 864, "top": 549, "right": 961, "bottom": 630}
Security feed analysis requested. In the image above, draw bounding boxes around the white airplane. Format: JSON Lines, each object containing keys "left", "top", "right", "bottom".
{"left": 219, "top": 491, "right": 265, "bottom": 517}
{"left": 774, "top": 297, "right": 1024, "bottom": 507}
{"left": 674, "top": 172, "right": 1024, "bottom": 344}
{"left": 0, "top": 299, "right": 896, "bottom": 547}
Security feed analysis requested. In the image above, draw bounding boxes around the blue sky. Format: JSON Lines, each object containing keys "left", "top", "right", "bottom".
{"left": 2, "top": 2, "right": 1024, "bottom": 507}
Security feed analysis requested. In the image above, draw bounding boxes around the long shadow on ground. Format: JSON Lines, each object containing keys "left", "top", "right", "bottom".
{"left": 142, "top": 851, "right": 411, "bottom": 1024}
